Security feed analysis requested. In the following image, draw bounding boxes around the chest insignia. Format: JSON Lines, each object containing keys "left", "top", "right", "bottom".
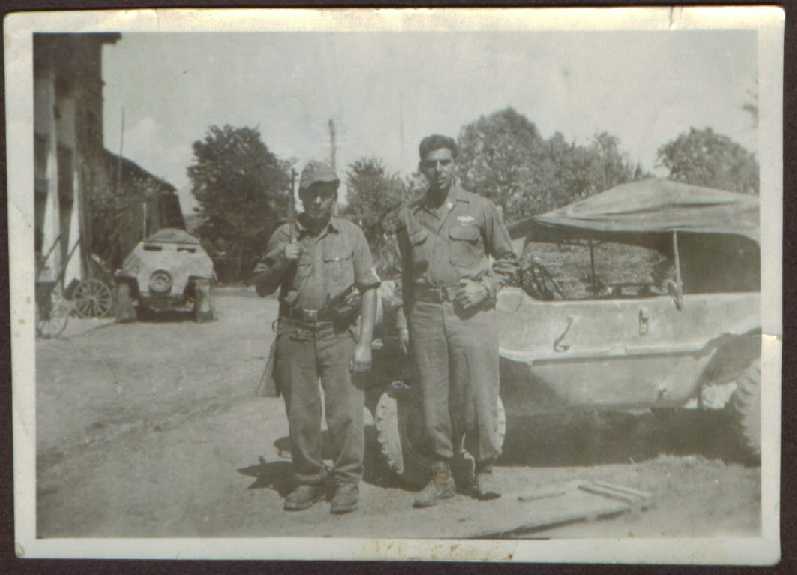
{"left": 457, "top": 215, "right": 476, "bottom": 224}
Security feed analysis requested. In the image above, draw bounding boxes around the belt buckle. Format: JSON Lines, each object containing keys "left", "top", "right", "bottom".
{"left": 304, "top": 309, "right": 318, "bottom": 322}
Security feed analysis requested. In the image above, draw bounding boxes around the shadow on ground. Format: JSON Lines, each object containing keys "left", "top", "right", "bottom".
{"left": 237, "top": 457, "right": 294, "bottom": 496}
{"left": 134, "top": 309, "right": 197, "bottom": 323}
{"left": 499, "top": 409, "right": 743, "bottom": 468}
{"left": 242, "top": 426, "right": 401, "bottom": 495}
{"left": 248, "top": 408, "right": 745, "bottom": 495}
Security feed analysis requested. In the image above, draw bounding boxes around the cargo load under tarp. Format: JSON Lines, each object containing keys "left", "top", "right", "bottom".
{"left": 508, "top": 179, "right": 760, "bottom": 294}
{"left": 509, "top": 178, "right": 760, "bottom": 244}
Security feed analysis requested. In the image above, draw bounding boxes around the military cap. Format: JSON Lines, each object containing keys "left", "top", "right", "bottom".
{"left": 299, "top": 161, "right": 339, "bottom": 192}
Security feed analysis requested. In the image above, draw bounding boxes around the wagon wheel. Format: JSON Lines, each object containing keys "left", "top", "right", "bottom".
{"left": 73, "top": 278, "right": 113, "bottom": 318}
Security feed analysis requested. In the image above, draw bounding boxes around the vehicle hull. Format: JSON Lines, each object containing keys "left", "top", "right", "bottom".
{"left": 497, "top": 288, "right": 759, "bottom": 413}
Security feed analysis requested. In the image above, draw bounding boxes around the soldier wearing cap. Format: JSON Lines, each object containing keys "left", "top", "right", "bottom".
{"left": 255, "top": 160, "right": 379, "bottom": 514}
{"left": 393, "top": 135, "right": 518, "bottom": 508}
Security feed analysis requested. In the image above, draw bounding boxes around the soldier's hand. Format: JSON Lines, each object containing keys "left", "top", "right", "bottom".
{"left": 455, "top": 278, "right": 488, "bottom": 310}
{"left": 284, "top": 241, "right": 302, "bottom": 261}
{"left": 351, "top": 342, "right": 373, "bottom": 373}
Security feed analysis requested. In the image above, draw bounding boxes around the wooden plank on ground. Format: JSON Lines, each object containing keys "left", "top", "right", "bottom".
{"left": 372, "top": 480, "right": 652, "bottom": 539}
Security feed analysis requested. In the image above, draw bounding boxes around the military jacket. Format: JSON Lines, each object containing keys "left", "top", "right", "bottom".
{"left": 256, "top": 215, "right": 380, "bottom": 311}
{"left": 393, "top": 182, "right": 518, "bottom": 303}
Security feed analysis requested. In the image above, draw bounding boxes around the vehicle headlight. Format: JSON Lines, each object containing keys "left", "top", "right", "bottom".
{"left": 148, "top": 270, "right": 172, "bottom": 294}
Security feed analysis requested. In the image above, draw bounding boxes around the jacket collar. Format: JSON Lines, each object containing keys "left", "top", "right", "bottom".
{"left": 413, "top": 180, "right": 469, "bottom": 214}
{"left": 296, "top": 214, "right": 340, "bottom": 236}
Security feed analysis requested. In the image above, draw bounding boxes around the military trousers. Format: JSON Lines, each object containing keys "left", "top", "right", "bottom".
{"left": 407, "top": 299, "right": 501, "bottom": 465}
{"left": 274, "top": 319, "right": 363, "bottom": 486}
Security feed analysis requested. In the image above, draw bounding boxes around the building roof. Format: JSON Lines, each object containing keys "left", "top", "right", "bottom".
{"left": 103, "top": 149, "right": 177, "bottom": 197}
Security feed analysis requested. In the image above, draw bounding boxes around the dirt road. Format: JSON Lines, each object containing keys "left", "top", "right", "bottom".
{"left": 36, "top": 290, "right": 760, "bottom": 538}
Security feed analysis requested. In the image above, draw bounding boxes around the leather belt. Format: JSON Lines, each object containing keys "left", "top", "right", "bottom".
{"left": 281, "top": 306, "right": 334, "bottom": 323}
{"left": 413, "top": 284, "right": 460, "bottom": 303}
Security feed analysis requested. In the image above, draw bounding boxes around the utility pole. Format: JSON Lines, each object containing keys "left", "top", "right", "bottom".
{"left": 399, "top": 92, "right": 405, "bottom": 169}
{"left": 328, "top": 118, "right": 337, "bottom": 171}
{"left": 288, "top": 167, "right": 297, "bottom": 242}
{"left": 328, "top": 118, "right": 338, "bottom": 215}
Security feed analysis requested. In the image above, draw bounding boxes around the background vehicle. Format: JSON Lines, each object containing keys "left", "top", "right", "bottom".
{"left": 114, "top": 228, "right": 217, "bottom": 323}
{"left": 373, "top": 179, "right": 761, "bottom": 487}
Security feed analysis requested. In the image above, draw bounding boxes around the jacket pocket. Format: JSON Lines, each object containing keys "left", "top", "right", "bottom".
{"left": 448, "top": 225, "right": 482, "bottom": 267}
{"left": 323, "top": 252, "right": 354, "bottom": 288}
{"left": 409, "top": 228, "right": 430, "bottom": 274}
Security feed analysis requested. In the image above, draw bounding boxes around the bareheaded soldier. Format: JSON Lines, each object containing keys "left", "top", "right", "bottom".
{"left": 394, "top": 135, "right": 518, "bottom": 508}
{"left": 255, "top": 161, "right": 379, "bottom": 514}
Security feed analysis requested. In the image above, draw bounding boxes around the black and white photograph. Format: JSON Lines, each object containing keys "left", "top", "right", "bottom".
{"left": 6, "top": 7, "right": 783, "bottom": 563}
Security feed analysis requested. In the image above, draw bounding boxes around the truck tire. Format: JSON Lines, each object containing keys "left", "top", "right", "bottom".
{"left": 114, "top": 281, "right": 136, "bottom": 323}
{"left": 726, "top": 359, "right": 761, "bottom": 464}
{"left": 193, "top": 279, "right": 215, "bottom": 322}
{"left": 374, "top": 390, "right": 506, "bottom": 488}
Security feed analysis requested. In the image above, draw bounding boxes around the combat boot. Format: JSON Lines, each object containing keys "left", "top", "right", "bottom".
{"left": 283, "top": 484, "right": 325, "bottom": 511}
{"left": 330, "top": 483, "right": 359, "bottom": 515}
{"left": 472, "top": 464, "right": 501, "bottom": 501}
{"left": 413, "top": 464, "right": 456, "bottom": 509}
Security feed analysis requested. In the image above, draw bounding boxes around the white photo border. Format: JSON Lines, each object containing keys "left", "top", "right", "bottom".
{"left": 6, "top": 6, "right": 783, "bottom": 563}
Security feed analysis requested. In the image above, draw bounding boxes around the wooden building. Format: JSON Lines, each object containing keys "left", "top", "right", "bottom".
{"left": 34, "top": 33, "right": 184, "bottom": 289}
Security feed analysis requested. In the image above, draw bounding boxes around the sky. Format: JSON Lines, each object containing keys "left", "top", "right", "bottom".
{"left": 102, "top": 31, "right": 757, "bottom": 215}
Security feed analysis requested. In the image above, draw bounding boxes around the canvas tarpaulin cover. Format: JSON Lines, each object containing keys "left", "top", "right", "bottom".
{"left": 509, "top": 179, "right": 760, "bottom": 244}
{"left": 145, "top": 227, "right": 201, "bottom": 245}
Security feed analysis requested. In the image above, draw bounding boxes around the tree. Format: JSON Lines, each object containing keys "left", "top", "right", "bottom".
{"left": 342, "top": 157, "right": 405, "bottom": 275}
{"left": 457, "top": 107, "right": 548, "bottom": 220}
{"left": 742, "top": 80, "right": 758, "bottom": 129}
{"left": 546, "top": 131, "right": 638, "bottom": 207}
{"left": 657, "top": 127, "right": 759, "bottom": 194}
{"left": 587, "top": 132, "right": 635, "bottom": 193}
{"left": 188, "top": 125, "right": 291, "bottom": 280}
{"left": 457, "top": 108, "right": 640, "bottom": 223}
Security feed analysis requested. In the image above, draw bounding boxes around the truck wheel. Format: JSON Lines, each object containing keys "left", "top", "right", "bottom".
{"left": 726, "top": 359, "right": 761, "bottom": 464}
{"left": 114, "top": 282, "right": 136, "bottom": 323}
{"left": 374, "top": 389, "right": 506, "bottom": 488}
{"left": 193, "top": 279, "right": 215, "bottom": 322}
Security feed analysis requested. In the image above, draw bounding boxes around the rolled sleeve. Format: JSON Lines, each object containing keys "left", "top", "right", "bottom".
{"left": 352, "top": 227, "right": 380, "bottom": 292}
{"left": 484, "top": 201, "right": 519, "bottom": 288}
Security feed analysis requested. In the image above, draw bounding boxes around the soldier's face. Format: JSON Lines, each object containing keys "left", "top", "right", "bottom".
{"left": 420, "top": 147, "right": 455, "bottom": 192}
{"left": 300, "top": 183, "right": 337, "bottom": 221}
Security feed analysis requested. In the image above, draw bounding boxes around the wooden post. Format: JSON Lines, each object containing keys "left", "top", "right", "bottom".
{"left": 115, "top": 108, "right": 124, "bottom": 194}
{"left": 42, "top": 66, "right": 61, "bottom": 285}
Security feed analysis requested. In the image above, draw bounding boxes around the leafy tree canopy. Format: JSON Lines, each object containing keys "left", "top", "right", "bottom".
{"left": 457, "top": 108, "right": 642, "bottom": 223}
{"left": 188, "top": 125, "right": 291, "bottom": 279}
{"left": 657, "top": 127, "right": 759, "bottom": 195}
{"left": 342, "top": 157, "right": 406, "bottom": 275}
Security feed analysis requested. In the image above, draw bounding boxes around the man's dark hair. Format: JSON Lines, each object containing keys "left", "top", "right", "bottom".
{"left": 418, "top": 134, "right": 458, "bottom": 160}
